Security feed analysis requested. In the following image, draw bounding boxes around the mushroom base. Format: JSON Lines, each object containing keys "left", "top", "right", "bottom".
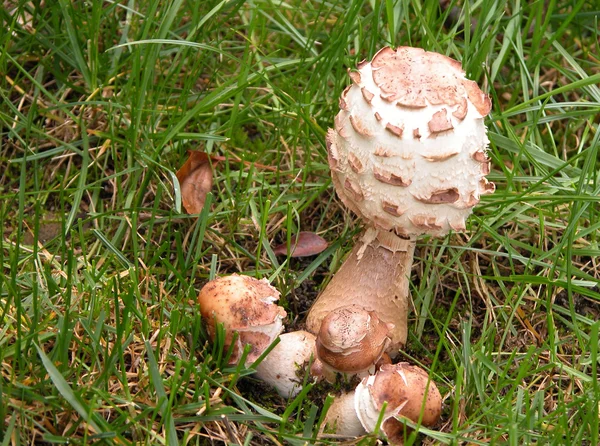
{"left": 322, "top": 391, "right": 366, "bottom": 437}
{"left": 306, "top": 228, "right": 416, "bottom": 356}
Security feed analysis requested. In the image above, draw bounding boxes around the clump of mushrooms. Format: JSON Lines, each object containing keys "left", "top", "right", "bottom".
{"left": 197, "top": 45, "right": 494, "bottom": 443}
{"left": 307, "top": 46, "right": 493, "bottom": 355}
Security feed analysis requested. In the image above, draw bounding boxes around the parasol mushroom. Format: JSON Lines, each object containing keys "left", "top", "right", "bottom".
{"left": 306, "top": 46, "right": 493, "bottom": 355}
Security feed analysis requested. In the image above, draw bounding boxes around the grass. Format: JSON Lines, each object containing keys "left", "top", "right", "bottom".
{"left": 1, "top": 0, "right": 599, "bottom": 444}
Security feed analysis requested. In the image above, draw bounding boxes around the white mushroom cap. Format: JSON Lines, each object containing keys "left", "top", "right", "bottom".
{"left": 198, "top": 274, "right": 286, "bottom": 365}
{"left": 315, "top": 305, "right": 392, "bottom": 375}
{"left": 254, "top": 330, "right": 316, "bottom": 398}
{"left": 328, "top": 46, "right": 494, "bottom": 237}
{"left": 354, "top": 363, "right": 442, "bottom": 443}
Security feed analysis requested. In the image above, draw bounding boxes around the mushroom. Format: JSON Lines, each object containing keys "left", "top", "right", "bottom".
{"left": 254, "top": 330, "right": 318, "bottom": 398}
{"left": 312, "top": 305, "right": 392, "bottom": 380}
{"left": 355, "top": 363, "right": 442, "bottom": 443}
{"left": 307, "top": 46, "right": 493, "bottom": 354}
{"left": 198, "top": 274, "right": 286, "bottom": 365}
{"left": 323, "top": 363, "right": 442, "bottom": 444}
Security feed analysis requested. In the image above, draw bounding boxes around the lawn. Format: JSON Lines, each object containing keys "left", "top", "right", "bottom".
{"left": 1, "top": 0, "right": 599, "bottom": 444}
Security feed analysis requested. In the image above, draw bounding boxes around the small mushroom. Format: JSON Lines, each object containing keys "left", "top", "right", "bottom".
{"left": 322, "top": 363, "right": 442, "bottom": 444}
{"left": 198, "top": 274, "right": 286, "bottom": 365}
{"left": 254, "top": 330, "right": 317, "bottom": 398}
{"left": 354, "top": 363, "right": 442, "bottom": 443}
{"left": 313, "top": 305, "right": 392, "bottom": 380}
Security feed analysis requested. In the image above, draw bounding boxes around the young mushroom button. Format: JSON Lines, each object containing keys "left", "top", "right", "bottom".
{"left": 307, "top": 46, "right": 494, "bottom": 355}
{"left": 322, "top": 363, "right": 442, "bottom": 444}
{"left": 354, "top": 363, "right": 443, "bottom": 443}
{"left": 312, "top": 305, "right": 392, "bottom": 380}
{"left": 199, "top": 276, "right": 323, "bottom": 398}
{"left": 198, "top": 274, "right": 286, "bottom": 365}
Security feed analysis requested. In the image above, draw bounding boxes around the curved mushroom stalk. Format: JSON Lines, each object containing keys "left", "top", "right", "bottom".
{"left": 307, "top": 229, "right": 414, "bottom": 355}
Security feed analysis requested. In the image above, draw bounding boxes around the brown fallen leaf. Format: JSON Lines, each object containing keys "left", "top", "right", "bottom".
{"left": 273, "top": 232, "right": 328, "bottom": 257}
{"left": 176, "top": 151, "right": 214, "bottom": 214}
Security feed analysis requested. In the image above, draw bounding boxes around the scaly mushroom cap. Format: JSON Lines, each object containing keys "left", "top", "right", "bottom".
{"left": 316, "top": 305, "right": 392, "bottom": 373}
{"left": 255, "top": 331, "right": 316, "bottom": 398}
{"left": 198, "top": 274, "right": 286, "bottom": 364}
{"left": 354, "top": 363, "right": 442, "bottom": 443}
{"left": 328, "top": 46, "right": 494, "bottom": 236}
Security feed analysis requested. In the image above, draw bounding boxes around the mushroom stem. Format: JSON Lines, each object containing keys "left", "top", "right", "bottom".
{"left": 254, "top": 330, "right": 317, "bottom": 398}
{"left": 306, "top": 227, "right": 416, "bottom": 355}
{"left": 322, "top": 391, "right": 366, "bottom": 437}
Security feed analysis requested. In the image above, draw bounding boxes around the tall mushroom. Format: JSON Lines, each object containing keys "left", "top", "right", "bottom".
{"left": 307, "top": 46, "right": 493, "bottom": 354}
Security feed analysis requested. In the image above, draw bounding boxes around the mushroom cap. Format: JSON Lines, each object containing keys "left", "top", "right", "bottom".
{"left": 198, "top": 274, "right": 286, "bottom": 364}
{"left": 254, "top": 331, "right": 316, "bottom": 398}
{"left": 354, "top": 363, "right": 443, "bottom": 442}
{"left": 316, "top": 305, "right": 392, "bottom": 373}
{"left": 328, "top": 46, "right": 494, "bottom": 237}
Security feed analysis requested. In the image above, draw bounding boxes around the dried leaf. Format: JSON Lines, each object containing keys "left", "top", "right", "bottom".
{"left": 273, "top": 232, "right": 328, "bottom": 257}
{"left": 176, "top": 151, "right": 213, "bottom": 214}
